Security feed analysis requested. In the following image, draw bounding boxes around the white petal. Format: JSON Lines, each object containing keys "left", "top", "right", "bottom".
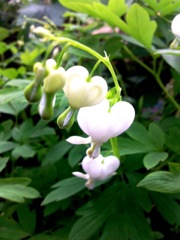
{"left": 171, "top": 14, "right": 180, "bottom": 38}
{"left": 72, "top": 171, "right": 89, "bottom": 179}
{"left": 66, "top": 136, "right": 91, "bottom": 145}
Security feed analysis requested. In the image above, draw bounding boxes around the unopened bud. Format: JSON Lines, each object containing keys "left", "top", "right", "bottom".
{"left": 57, "top": 106, "right": 75, "bottom": 129}
{"left": 38, "top": 92, "right": 55, "bottom": 120}
{"left": 24, "top": 65, "right": 46, "bottom": 103}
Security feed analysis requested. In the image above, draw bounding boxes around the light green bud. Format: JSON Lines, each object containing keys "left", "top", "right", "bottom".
{"left": 24, "top": 66, "right": 46, "bottom": 103}
{"left": 43, "top": 67, "right": 66, "bottom": 94}
{"left": 57, "top": 106, "right": 75, "bottom": 129}
{"left": 38, "top": 92, "right": 55, "bottom": 120}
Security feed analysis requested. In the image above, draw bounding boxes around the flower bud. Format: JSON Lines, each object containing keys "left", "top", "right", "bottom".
{"left": 38, "top": 92, "right": 56, "bottom": 120}
{"left": 32, "top": 26, "right": 52, "bottom": 38}
{"left": 24, "top": 65, "right": 45, "bottom": 103}
{"left": 57, "top": 106, "right": 75, "bottom": 129}
{"left": 45, "top": 59, "right": 57, "bottom": 73}
{"left": 43, "top": 67, "right": 66, "bottom": 94}
{"left": 63, "top": 66, "right": 108, "bottom": 109}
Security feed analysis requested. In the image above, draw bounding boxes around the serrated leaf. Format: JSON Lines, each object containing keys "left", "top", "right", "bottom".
{"left": 143, "top": 152, "right": 168, "bottom": 170}
{"left": 0, "top": 88, "right": 23, "bottom": 105}
{"left": 126, "top": 3, "right": 157, "bottom": 48}
{"left": 137, "top": 171, "right": 180, "bottom": 194}
{"left": 42, "top": 177, "right": 85, "bottom": 205}
{"left": 0, "top": 157, "right": 9, "bottom": 172}
{"left": 165, "top": 127, "right": 180, "bottom": 152}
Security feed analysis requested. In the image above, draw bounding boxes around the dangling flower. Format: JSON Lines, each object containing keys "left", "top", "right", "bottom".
{"left": 67, "top": 99, "right": 135, "bottom": 157}
{"left": 73, "top": 154, "right": 120, "bottom": 189}
{"left": 63, "top": 66, "right": 108, "bottom": 109}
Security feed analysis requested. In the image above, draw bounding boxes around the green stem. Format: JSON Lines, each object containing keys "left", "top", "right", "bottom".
{"left": 50, "top": 35, "right": 121, "bottom": 96}
{"left": 123, "top": 45, "right": 180, "bottom": 111}
{"left": 56, "top": 43, "right": 70, "bottom": 68}
{"left": 87, "top": 59, "right": 102, "bottom": 82}
{"left": 110, "top": 137, "right": 120, "bottom": 159}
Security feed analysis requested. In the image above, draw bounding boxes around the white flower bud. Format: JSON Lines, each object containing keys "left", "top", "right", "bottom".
{"left": 63, "top": 66, "right": 108, "bottom": 109}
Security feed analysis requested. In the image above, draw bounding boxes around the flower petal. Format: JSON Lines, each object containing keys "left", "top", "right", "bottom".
{"left": 66, "top": 136, "right": 91, "bottom": 145}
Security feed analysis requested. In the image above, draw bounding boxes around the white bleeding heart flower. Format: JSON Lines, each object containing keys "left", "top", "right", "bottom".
{"left": 67, "top": 99, "right": 135, "bottom": 158}
{"left": 171, "top": 14, "right": 180, "bottom": 39}
{"left": 77, "top": 99, "right": 135, "bottom": 143}
{"left": 63, "top": 66, "right": 108, "bottom": 109}
{"left": 73, "top": 154, "right": 120, "bottom": 189}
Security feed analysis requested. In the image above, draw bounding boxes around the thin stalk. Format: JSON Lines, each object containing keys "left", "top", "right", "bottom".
{"left": 110, "top": 137, "right": 120, "bottom": 159}
{"left": 50, "top": 35, "right": 121, "bottom": 96}
{"left": 123, "top": 45, "right": 180, "bottom": 111}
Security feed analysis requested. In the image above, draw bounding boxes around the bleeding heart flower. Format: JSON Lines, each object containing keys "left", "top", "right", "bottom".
{"left": 77, "top": 99, "right": 135, "bottom": 143}
{"left": 67, "top": 99, "right": 135, "bottom": 158}
{"left": 63, "top": 66, "right": 108, "bottom": 109}
{"left": 73, "top": 154, "right": 120, "bottom": 189}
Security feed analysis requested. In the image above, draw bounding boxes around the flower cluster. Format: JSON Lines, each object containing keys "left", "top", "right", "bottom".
{"left": 67, "top": 98, "right": 135, "bottom": 189}
{"left": 24, "top": 58, "right": 135, "bottom": 189}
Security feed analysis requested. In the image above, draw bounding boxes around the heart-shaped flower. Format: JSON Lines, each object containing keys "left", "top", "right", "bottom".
{"left": 73, "top": 154, "right": 120, "bottom": 189}
{"left": 63, "top": 66, "right": 108, "bottom": 109}
{"left": 77, "top": 99, "right": 135, "bottom": 143}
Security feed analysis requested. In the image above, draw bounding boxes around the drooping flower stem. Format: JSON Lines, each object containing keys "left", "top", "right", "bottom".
{"left": 123, "top": 45, "right": 180, "bottom": 112}
{"left": 110, "top": 137, "right": 120, "bottom": 159}
{"left": 50, "top": 35, "right": 121, "bottom": 98}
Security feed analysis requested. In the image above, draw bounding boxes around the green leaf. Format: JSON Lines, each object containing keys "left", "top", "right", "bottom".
{"left": 0, "top": 217, "right": 30, "bottom": 240}
{"left": 68, "top": 145, "right": 86, "bottom": 167}
{"left": 59, "top": 0, "right": 129, "bottom": 33}
{"left": 0, "top": 88, "right": 23, "bottom": 105}
{"left": 12, "top": 144, "right": 36, "bottom": 159}
{"left": 0, "top": 141, "right": 17, "bottom": 154}
{"left": 151, "top": 193, "right": 180, "bottom": 225}
{"left": 162, "top": 54, "right": 180, "bottom": 74}
{"left": 143, "top": 152, "right": 168, "bottom": 170}
{"left": 108, "top": 0, "right": 127, "bottom": 17}
{"left": 126, "top": 3, "right": 157, "bottom": 48}
{"left": 126, "top": 122, "right": 152, "bottom": 145}
{"left": 148, "top": 123, "right": 165, "bottom": 150}
{"left": 165, "top": 127, "right": 180, "bottom": 152}
{"left": 0, "top": 157, "right": 9, "bottom": 172}
{"left": 69, "top": 183, "right": 153, "bottom": 240}
{"left": 42, "top": 177, "right": 85, "bottom": 205}
{"left": 0, "top": 177, "right": 31, "bottom": 185}
{"left": 0, "top": 27, "right": 10, "bottom": 40}
{"left": 42, "top": 140, "right": 72, "bottom": 165}
{"left": 137, "top": 171, "right": 180, "bottom": 194}
{"left": 17, "top": 204, "right": 36, "bottom": 234}
{"left": 0, "top": 184, "right": 40, "bottom": 203}
{"left": 169, "top": 162, "right": 180, "bottom": 175}
{"left": 0, "top": 41, "right": 7, "bottom": 54}
{"left": 118, "top": 137, "right": 155, "bottom": 156}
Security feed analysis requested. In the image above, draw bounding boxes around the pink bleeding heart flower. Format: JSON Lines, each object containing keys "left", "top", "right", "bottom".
{"left": 73, "top": 154, "right": 120, "bottom": 189}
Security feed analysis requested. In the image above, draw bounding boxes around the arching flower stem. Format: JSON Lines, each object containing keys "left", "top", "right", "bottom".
{"left": 50, "top": 35, "right": 121, "bottom": 98}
